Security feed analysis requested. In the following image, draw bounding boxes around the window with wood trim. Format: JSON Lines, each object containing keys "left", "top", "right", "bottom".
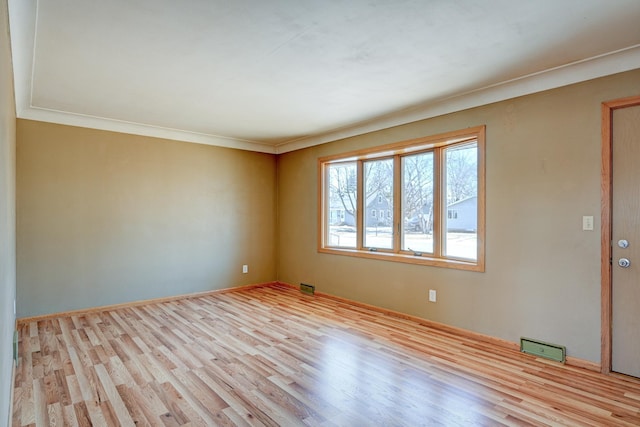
{"left": 319, "top": 126, "right": 485, "bottom": 271}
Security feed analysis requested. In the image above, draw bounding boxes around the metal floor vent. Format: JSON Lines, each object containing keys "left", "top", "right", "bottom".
{"left": 13, "top": 331, "right": 18, "bottom": 363}
{"left": 300, "top": 283, "right": 315, "bottom": 295}
{"left": 520, "top": 337, "right": 565, "bottom": 363}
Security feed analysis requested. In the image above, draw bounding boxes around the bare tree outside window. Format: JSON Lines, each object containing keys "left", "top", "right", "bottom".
{"left": 319, "top": 126, "right": 485, "bottom": 271}
{"left": 364, "top": 158, "right": 393, "bottom": 249}
{"left": 446, "top": 144, "right": 477, "bottom": 203}
{"left": 445, "top": 143, "right": 478, "bottom": 259}
{"left": 402, "top": 152, "right": 434, "bottom": 252}
{"left": 327, "top": 162, "right": 357, "bottom": 247}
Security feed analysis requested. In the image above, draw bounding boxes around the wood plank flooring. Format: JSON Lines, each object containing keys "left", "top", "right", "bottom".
{"left": 12, "top": 283, "right": 640, "bottom": 426}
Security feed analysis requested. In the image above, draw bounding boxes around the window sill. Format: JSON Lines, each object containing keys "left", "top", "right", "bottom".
{"left": 318, "top": 247, "right": 484, "bottom": 272}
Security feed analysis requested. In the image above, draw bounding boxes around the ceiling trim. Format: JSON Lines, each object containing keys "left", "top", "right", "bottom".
{"left": 275, "top": 44, "right": 640, "bottom": 154}
{"left": 8, "top": 0, "right": 276, "bottom": 154}
{"left": 8, "top": 0, "right": 36, "bottom": 118}
{"left": 9, "top": 0, "right": 640, "bottom": 155}
{"left": 19, "top": 107, "right": 278, "bottom": 153}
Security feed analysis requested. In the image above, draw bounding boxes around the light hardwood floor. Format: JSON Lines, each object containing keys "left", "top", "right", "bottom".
{"left": 12, "top": 283, "right": 640, "bottom": 426}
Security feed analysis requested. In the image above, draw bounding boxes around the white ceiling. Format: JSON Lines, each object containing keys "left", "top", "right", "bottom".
{"left": 8, "top": 0, "right": 640, "bottom": 154}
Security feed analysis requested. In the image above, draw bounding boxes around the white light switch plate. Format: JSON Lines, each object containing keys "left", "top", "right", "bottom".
{"left": 582, "top": 216, "right": 594, "bottom": 231}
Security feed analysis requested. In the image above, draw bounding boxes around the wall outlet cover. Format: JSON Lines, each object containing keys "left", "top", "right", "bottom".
{"left": 429, "top": 289, "right": 437, "bottom": 302}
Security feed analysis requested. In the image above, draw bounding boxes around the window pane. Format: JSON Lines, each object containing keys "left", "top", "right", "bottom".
{"left": 401, "top": 152, "right": 434, "bottom": 253}
{"left": 364, "top": 159, "right": 393, "bottom": 249}
{"left": 444, "top": 143, "right": 477, "bottom": 259}
{"left": 320, "top": 126, "right": 484, "bottom": 271}
{"left": 327, "top": 162, "right": 357, "bottom": 248}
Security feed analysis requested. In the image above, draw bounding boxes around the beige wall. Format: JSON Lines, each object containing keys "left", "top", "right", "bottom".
{"left": 17, "top": 120, "right": 277, "bottom": 317}
{"left": 278, "top": 69, "right": 640, "bottom": 363}
{"left": 9, "top": 50, "right": 640, "bottom": 368}
{"left": 0, "top": 0, "right": 16, "bottom": 425}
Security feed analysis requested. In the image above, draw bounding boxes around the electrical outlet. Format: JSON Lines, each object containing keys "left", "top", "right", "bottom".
{"left": 582, "top": 216, "right": 594, "bottom": 231}
{"left": 242, "top": 265, "right": 248, "bottom": 274}
{"left": 429, "top": 289, "right": 437, "bottom": 302}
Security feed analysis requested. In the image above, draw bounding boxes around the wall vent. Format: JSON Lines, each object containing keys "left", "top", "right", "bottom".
{"left": 13, "top": 331, "right": 18, "bottom": 364}
{"left": 520, "top": 337, "right": 565, "bottom": 363}
{"left": 300, "top": 283, "right": 315, "bottom": 295}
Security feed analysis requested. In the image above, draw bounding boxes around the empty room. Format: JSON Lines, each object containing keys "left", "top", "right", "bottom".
{"left": 2, "top": 0, "right": 640, "bottom": 426}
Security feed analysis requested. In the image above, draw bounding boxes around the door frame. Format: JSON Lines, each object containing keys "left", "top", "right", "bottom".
{"left": 601, "top": 95, "right": 640, "bottom": 374}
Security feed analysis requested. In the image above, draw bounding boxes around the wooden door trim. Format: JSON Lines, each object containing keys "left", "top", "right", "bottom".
{"left": 601, "top": 95, "right": 640, "bottom": 374}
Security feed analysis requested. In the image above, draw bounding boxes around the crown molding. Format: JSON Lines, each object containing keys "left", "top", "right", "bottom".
{"left": 8, "top": 0, "right": 37, "bottom": 117}
{"left": 9, "top": 0, "right": 640, "bottom": 155}
{"left": 18, "top": 107, "right": 277, "bottom": 153}
{"left": 8, "top": 0, "right": 276, "bottom": 154}
{"left": 275, "top": 44, "right": 640, "bottom": 154}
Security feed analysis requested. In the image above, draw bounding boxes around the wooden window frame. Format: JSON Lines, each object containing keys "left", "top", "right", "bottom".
{"left": 318, "top": 126, "right": 486, "bottom": 272}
